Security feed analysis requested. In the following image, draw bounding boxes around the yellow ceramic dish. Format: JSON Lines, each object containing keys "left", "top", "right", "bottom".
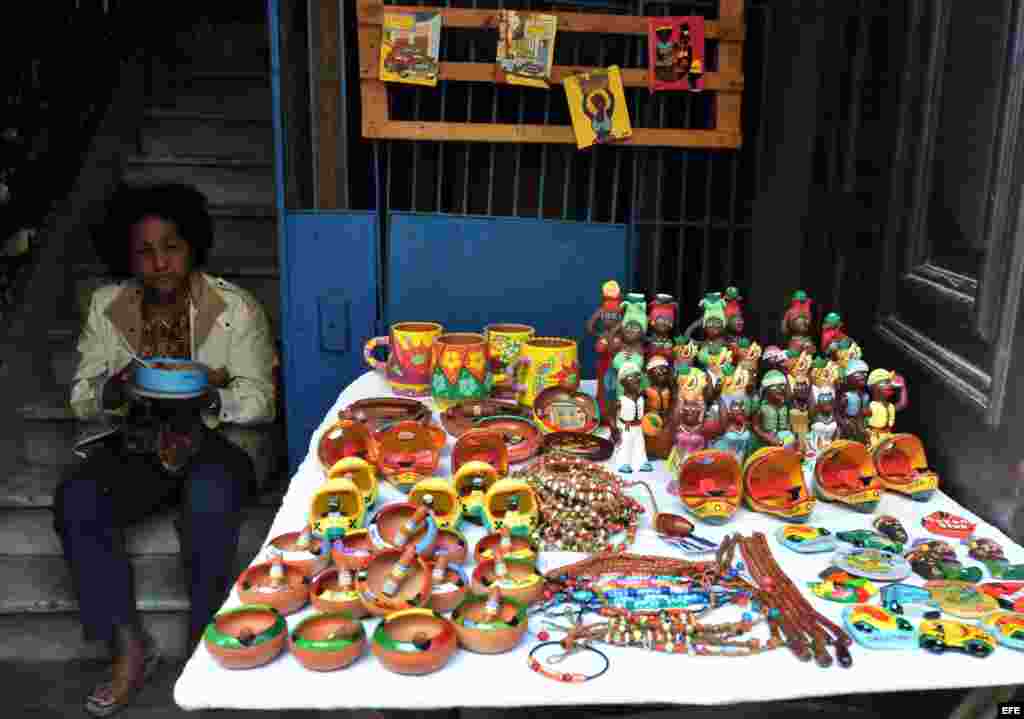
{"left": 482, "top": 478, "right": 540, "bottom": 537}
{"left": 309, "top": 477, "right": 367, "bottom": 541}
{"left": 408, "top": 477, "right": 464, "bottom": 530}
{"left": 813, "top": 440, "right": 882, "bottom": 513}
{"left": 742, "top": 446, "right": 815, "bottom": 521}
{"left": 326, "top": 456, "right": 379, "bottom": 509}
{"left": 453, "top": 461, "right": 499, "bottom": 523}
{"left": 872, "top": 433, "right": 939, "bottom": 501}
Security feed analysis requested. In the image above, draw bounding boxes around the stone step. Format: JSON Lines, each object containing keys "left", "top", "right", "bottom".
{"left": 123, "top": 156, "right": 274, "bottom": 208}
{"left": 0, "top": 505, "right": 277, "bottom": 557}
{"left": 140, "top": 111, "right": 273, "bottom": 161}
{"left": 148, "top": 74, "right": 272, "bottom": 121}
{"left": 0, "top": 612, "right": 192, "bottom": 662}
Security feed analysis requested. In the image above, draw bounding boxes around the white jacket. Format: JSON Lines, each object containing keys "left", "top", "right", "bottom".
{"left": 70, "top": 272, "right": 277, "bottom": 427}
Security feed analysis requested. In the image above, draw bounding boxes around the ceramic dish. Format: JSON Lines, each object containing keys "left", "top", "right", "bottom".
{"left": 428, "top": 560, "right": 469, "bottom": 614}
{"left": 470, "top": 416, "right": 541, "bottom": 464}
{"left": 338, "top": 398, "right": 432, "bottom": 433}
{"left": 451, "top": 429, "right": 509, "bottom": 477}
{"left": 317, "top": 420, "right": 378, "bottom": 474}
{"left": 371, "top": 608, "right": 458, "bottom": 675}
{"left": 541, "top": 431, "right": 614, "bottom": 462}
{"left": 289, "top": 612, "right": 367, "bottom": 671}
{"left": 452, "top": 592, "right": 529, "bottom": 654}
{"left": 204, "top": 605, "right": 287, "bottom": 670}
{"left": 368, "top": 502, "right": 440, "bottom": 556}
{"left": 532, "top": 386, "right": 600, "bottom": 434}
{"left": 330, "top": 529, "right": 376, "bottom": 571}
{"left": 356, "top": 547, "right": 432, "bottom": 617}
{"left": 440, "top": 399, "right": 531, "bottom": 438}
{"left": 474, "top": 531, "right": 537, "bottom": 563}
{"left": 471, "top": 556, "right": 545, "bottom": 606}
{"left": 236, "top": 560, "right": 310, "bottom": 616}
{"left": 134, "top": 358, "right": 209, "bottom": 394}
{"left": 427, "top": 527, "right": 469, "bottom": 565}
{"left": 125, "top": 383, "right": 207, "bottom": 401}
{"left": 310, "top": 567, "right": 368, "bottom": 617}
{"left": 264, "top": 531, "right": 328, "bottom": 577}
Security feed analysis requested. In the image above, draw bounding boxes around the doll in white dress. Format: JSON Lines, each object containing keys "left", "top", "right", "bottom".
{"left": 611, "top": 361, "right": 652, "bottom": 473}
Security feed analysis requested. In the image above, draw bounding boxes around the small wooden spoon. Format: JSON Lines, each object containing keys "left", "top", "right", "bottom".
{"left": 627, "top": 480, "right": 718, "bottom": 552}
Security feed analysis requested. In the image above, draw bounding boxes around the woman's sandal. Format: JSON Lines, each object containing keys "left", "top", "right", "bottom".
{"left": 84, "top": 640, "right": 162, "bottom": 717}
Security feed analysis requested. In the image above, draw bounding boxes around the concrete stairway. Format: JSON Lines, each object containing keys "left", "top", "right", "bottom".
{"left": 3, "top": 16, "right": 285, "bottom": 664}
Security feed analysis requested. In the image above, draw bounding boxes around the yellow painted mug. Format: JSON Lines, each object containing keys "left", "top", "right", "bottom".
{"left": 364, "top": 322, "right": 443, "bottom": 397}
{"left": 513, "top": 337, "right": 580, "bottom": 408}
{"left": 483, "top": 323, "right": 535, "bottom": 399}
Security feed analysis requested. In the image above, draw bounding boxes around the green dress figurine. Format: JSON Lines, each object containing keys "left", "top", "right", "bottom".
{"left": 752, "top": 370, "right": 797, "bottom": 451}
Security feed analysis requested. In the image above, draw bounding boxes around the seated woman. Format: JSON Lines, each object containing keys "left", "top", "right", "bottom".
{"left": 53, "top": 183, "right": 276, "bottom": 717}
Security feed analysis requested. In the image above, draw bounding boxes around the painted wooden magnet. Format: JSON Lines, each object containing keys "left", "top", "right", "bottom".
{"left": 978, "top": 582, "right": 1024, "bottom": 612}
{"left": 775, "top": 524, "right": 837, "bottom": 554}
{"left": 832, "top": 547, "right": 912, "bottom": 582}
{"left": 905, "top": 538, "right": 982, "bottom": 583}
{"left": 203, "top": 605, "right": 287, "bottom": 670}
{"left": 453, "top": 589, "right": 529, "bottom": 654}
{"left": 648, "top": 16, "right": 705, "bottom": 92}
{"left": 922, "top": 511, "right": 976, "bottom": 540}
{"left": 289, "top": 612, "right": 367, "bottom": 672}
{"left": 409, "top": 477, "right": 464, "bottom": 531}
{"left": 835, "top": 529, "right": 903, "bottom": 554}
{"left": 967, "top": 538, "right": 1024, "bottom": 579}
{"left": 843, "top": 604, "right": 917, "bottom": 650}
{"left": 924, "top": 580, "right": 1000, "bottom": 619}
{"left": 810, "top": 569, "right": 879, "bottom": 604}
{"left": 872, "top": 434, "right": 939, "bottom": 501}
{"left": 980, "top": 611, "right": 1024, "bottom": 651}
{"left": 880, "top": 583, "right": 941, "bottom": 618}
{"left": 873, "top": 515, "right": 909, "bottom": 546}
{"left": 918, "top": 619, "right": 996, "bottom": 657}
{"left": 742, "top": 447, "right": 816, "bottom": 522}
{"left": 813, "top": 440, "right": 882, "bottom": 513}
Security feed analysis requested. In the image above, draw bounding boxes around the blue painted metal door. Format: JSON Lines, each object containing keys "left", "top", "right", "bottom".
{"left": 385, "top": 212, "right": 632, "bottom": 381}
{"left": 281, "top": 211, "right": 378, "bottom": 473}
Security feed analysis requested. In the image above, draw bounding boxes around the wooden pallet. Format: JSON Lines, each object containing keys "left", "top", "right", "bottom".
{"left": 356, "top": 0, "right": 744, "bottom": 149}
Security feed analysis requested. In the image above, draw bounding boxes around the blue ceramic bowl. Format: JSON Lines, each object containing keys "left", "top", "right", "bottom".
{"left": 134, "top": 358, "right": 209, "bottom": 394}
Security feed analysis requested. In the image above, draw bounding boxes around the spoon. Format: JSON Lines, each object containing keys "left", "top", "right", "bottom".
{"left": 626, "top": 480, "right": 719, "bottom": 553}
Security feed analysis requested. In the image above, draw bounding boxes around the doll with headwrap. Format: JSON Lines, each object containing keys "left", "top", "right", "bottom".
{"left": 646, "top": 293, "right": 678, "bottom": 363}
{"left": 781, "top": 290, "right": 817, "bottom": 355}
{"left": 643, "top": 355, "right": 676, "bottom": 459}
{"left": 711, "top": 396, "right": 753, "bottom": 465}
{"left": 865, "top": 368, "right": 908, "bottom": 450}
{"left": 611, "top": 361, "right": 652, "bottom": 473}
{"left": 681, "top": 292, "right": 732, "bottom": 382}
{"left": 732, "top": 336, "right": 762, "bottom": 376}
{"left": 837, "top": 358, "right": 871, "bottom": 443}
{"left": 587, "top": 280, "right": 625, "bottom": 421}
{"left": 603, "top": 293, "right": 648, "bottom": 425}
{"left": 829, "top": 336, "right": 864, "bottom": 376}
{"left": 723, "top": 286, "right": 748, "bottom": 350}
{"left": 718, "top": 362, "right": 754, "bottom": 412}
{"left": 666, "top": 369, "right": 724, "bottom": 480}
{"left": 752, "top": 370, "right": 797, "bottom": 451}
{"left": 820, "top": 312, "right": 847, "bottom": 355}
{"left": 783, "top": 350, "right": 813, "bottom": 452}
{"left": 803, "top": 361, "right": 840, "bottom": 483}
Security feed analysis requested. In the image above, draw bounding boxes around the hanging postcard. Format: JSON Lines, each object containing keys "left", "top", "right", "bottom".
{"left": 495, "top": 10, "right": 558, "bottom": 89}
{"left": 379, "top": 11, "right": 441, "bottom": 87}
{"left": 647, "top": 17, "right": 705, "bottom": 93}
{"left": 563, "top": 66, "right": 633, "bottom": 150}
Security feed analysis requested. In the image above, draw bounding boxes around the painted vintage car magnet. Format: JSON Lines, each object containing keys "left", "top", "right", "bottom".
{"left": 843, "top": 604, "right": 917, "bottom": 650}
{"left": 775, "top": 525, "right": 837, "bottom": 554}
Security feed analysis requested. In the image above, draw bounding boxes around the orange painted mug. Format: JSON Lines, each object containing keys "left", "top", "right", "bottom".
{"left": 364, "top": 322, "right": 444, "bottom": 397}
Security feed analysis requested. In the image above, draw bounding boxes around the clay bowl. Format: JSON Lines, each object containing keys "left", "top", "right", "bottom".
{"left": 310, "top": 567, "right": 368, "bottom": 618}
{"left": 427, "top": 527, "right": 469, "bottom": 565}
{"left": 357, "top": 548, "right": 432, "bottom": 617}
{"left": 533, "top": 386, "right": 600, "bottom": 435}
{"left": 452, "top": 594, "right": 529, "bottom": 654}
{"left": 471, "top": 557, "right": 545, "bottom": 606}
{"left": 440, "top": 399, "right": 532, "bottom": 438}
{"left": 339, "top": 397, "right": 431, "bottom": 433}
{"left": 371, "top": 608, "right": 458, "bottom": 676}
{"left": 474, "top": 532, "right": 537, "bottom": 563}
{"left": 317, "top": 420, "right": 378, "bottom": 474}
{"left": 204, "top": 605, "right": 287, "bottom": 670}
{"left": 331, "top": 528, "right": 375, "bottom": 571}
{"left": 265, "top": 531, "right": 329, "bottom": 577}
{"left": 236, "top": 561, "right": 310, "bottom": 616}
{"left": 428, "top": 563, "right": 469, "bottom": 614}
{"left": 471, "top": 416, "right": 542, "bottom": 464}
{"left": 542, "top": 431, "right": 615, "bottom": 461}
{"left": 369, "top": 502, "right": 440, "bottom": 557}
{"left": 452, "top": 428, "right": 510, "bottom": 477}
{"left": 289, "top": 612, "right": 366, "bottom": 672}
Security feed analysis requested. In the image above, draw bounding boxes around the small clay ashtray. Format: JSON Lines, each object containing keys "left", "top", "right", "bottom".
{"left": 471, "top": 556, "right": 545, "bottom": 606}
{"left": 474, "top": 532, "right": 537, "bottom": 563}
{"left": 357, "top": 548, "right": 432, "bottom": 617}
{"left": 427, "top": 528, "right": 469, "bottom": 565}
{"left": 236, "top": 561, "right": 310, "bottom": 616}
{"left": 369, "top": 502, "right": 440, "bottom": 557}
{"left": 204, "top": 605, "right": 287, "bottom": 670}
{"left": 452, "top": 429, "right": 510, "bottom": 477}
{"left": 440, "top": 399, "right": 532, "bottom": 438}
{"left": 310, "top": 567, "right": 368, "bottom": 618}
{"left": 533, "top": 386, "right": 600, "bottom": 434}
{"left": 542, "top": 431, "right": 614, "bottom": 461}
{"left": 471, "top": 416, "right": 541, "bottom": 464}
{"left": 428, "top": 562, "right": 469, "bottom": 614}
{"left": 331, "top": 528, "right": 376, "bottom": 571}
{"left": 265, "top": 531, "right": 328, "bottom": 578}
{"left": 289, "top": 612, "right": 366, "bottom": 672}
{"left": 452, "top": 593, "right": 528, "bottom": 654}
{"left": 339, "top": 397, "right": 431, "bottom": 433}
{"left": 317, "top": 420, "right": 378, "bottom": 474}
{"left": 374, "top": 421, "right": 447, "bottom": 482}
{"left": 371, "top": 608, "right": 458, "bottom": 675}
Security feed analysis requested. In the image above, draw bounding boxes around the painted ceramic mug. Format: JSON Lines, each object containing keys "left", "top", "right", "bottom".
{"left": 513, "top": 337, "right": 580, "bottom": 408}
{"left": 431, "top": 333, "right": 493, "bottom": 411}
{"left": 483, "top": 323, "right": 536, "bottom": 399}
{"left": 364, "top": 322, "right": 443, "bottom": 397}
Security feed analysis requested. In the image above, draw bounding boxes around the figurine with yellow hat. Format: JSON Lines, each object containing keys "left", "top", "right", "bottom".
{"left": 666, "top": 367, "right": 722, "bottom": 476}
{"left": 587, "top": 280, "right": 625, "bottom": 421}
{"left": 865, "top": 368, "right": 907, "bottom": 450}
{"left": 752, "top": 370, "right": 797, "bottom": 452}
{"left": 611, "top": 360, "right": 653, "bottom": 474}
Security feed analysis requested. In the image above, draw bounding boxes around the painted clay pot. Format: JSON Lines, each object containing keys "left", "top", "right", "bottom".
{"left": 677, "top": 449, "right": 743, "bottom": 524}
{"left": 453, "top": 461, "right": 500, "bottom": 525}
{"left": 309, "top": 476, "right": 366, "bottom": 543}
{"left": 472, "top": 416, "right": 541, "bottom": 464}
{"left": 325, "top": 456, "right": 379, "bottom": 509}
{"left": 542, "top": 431, "right": 615, "bottom": 461}
{"left": 408, "top": 477, "right": 464, "bottom": 530}
{"left": 339, "top": 397, "right": 432, "bottom": 433}
{"left": 474, "top": 531, "right": 537, "bottom": 563}
{"left": 373, "top": 421, "right": 446, "bottom": 492}
{"left": 872, "top": 433, "right": 939, "bottom": 501}
{"left": 513, "top": 337, "right": 580, "bottom": 408}
{"left": 814, "top": 440, "right": 883, "bottom": 513}
{"left": 742, "top": 447, "right": 816, "bottom": 522}
{"left": 471, "top": 556, "right": 545, "bottom": 606}
{"left": 427, "top": 527, "right": 470, "bottom": 565}
{"left": 452, "top": 428, "right": 510, "bottom": 477}
{"left": 371, "top": 608, "right": 458, "bottom": 675}
{"left": 440, "top": 399, "right": 532, "bottom": 438}
{"left": 532, "top": 386, "right": 600, "bottom": 434}
{"left": 289, "top": 612, "right": 366, "bottom": 671}
{"left": 482, "top": 478, "right": 540, "bottom": 537}
{"left": 236, "top": 561, "right": 310, "bottom": 616}
{"left": 363, "top": 322, "right": 444, "bottom": 397}
{"left": 310, "top": 567, "right": 368, "bottom": 618}
{"left": 369, "top": 501, "right": 440, "bottom": 556}
{"left": 428, "top": 558, "right": 469, "bottom": 614}
{"left": 452, "top": 592, "right": 529, "bottom": 654}
{"left": 357, "top": 547, "right": 432, "bottom": 617}
{"left": 331, "top": 528, "right": 375, "bottom": 571}
{"left": 204, "top": 604, "right": 287, "bottom": 670}
{"left": 431, "top": 332, "right": 493, "bottom": 411}
{"left": 264, "top": 531, "right": 329, "bottom": 577}
{"left": 317, "top": 420, "right": 378, "bottom": 475}
{"left": 484, "top": 323, "right": 536, "bottom": 399}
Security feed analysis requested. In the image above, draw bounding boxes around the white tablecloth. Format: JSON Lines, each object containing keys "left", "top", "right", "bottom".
{"left": 175, "top": 372, "right": 1024, "bottom": 711}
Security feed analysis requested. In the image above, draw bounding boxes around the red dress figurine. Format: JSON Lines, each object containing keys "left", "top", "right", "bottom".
{"left": 723, "top": 286, "right": 746, "bottom": 350}
{"left": 781, "top": 290, "right": 817, "bottom": 355}
{"left": 646, "top": 294, "right": 678, "bottom": 363}
{"left": 820, "top": 312, "right": 847, "bottom": 356}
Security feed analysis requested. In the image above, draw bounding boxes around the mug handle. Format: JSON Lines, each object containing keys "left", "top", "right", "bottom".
{"left": 512, "top": 356, "right": 531, "bottom": 393}
{"left": 364, "top": 336, "right": 390, "bottom": 370}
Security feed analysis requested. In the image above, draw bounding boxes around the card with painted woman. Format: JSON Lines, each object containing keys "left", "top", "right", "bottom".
{"left": 647, "top": 16, "right": 705, "bottom": 93}
{"left": 563, "top": 66, "right": 633, "bottom": 150}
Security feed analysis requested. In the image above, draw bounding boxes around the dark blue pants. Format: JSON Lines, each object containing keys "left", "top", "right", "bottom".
{"left": 53, "top": 429, "right": 252, "bottom": 645}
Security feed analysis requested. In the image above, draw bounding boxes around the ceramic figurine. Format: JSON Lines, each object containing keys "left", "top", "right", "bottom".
{"left": 751, "top": 370, "right": 796, "bottom": 452}
{"left": 264, "top": 530, "right": 329, "bottom": 578}
{"left": 368, "top": 502, "right": 440, "bottom": 557}
{"left": 309, "top": 477, "right": 367, "bottom": 544}
{"left": 843, "top": 605, "right": 918, "bottom": 650}
{"left": 665, "top": 373, "right": 721, "bottom": 481}
{"left": 371, "top": 608, "right": 458, "bottom": 675}
{"left": 810, "top": 569, "right": 879, "bottom": 603}
{"left": 775, "top": 524, "right": 837, "bottom": 553}
{"left": 317, "top": 419, "right": 379, "bottom": 475}
{"left": 587, "top": 281, "right": 626, "bottom": 421}
{"left": 453, "top": 461, "right": 500, "bottom": 525}
{"left": 642, "top": 356, "right": 675, "bottom": 459}
{"left": 829, "top": 337, "right": 864, "bottom": 374}
{"left": 289, "top": 612, "right": 367, "bottom": 672}
{"left": 722, "top": 287, "right": 746, "bottom": 348}
{"left": 482, "top": 478, "right": 540, "bottom": 537}
{"left": 709, "top": 397, "right": 753, "bottom": 465}
{"left": 203, "top": 605, "right": 287, "bottom": 670}
{"left": 610, "top": 361, "right": 653, "bottom": 474}
{"left": 980, "top": 611, "right": 1024, "bottom": 651}
{"left": 873, "top": 515, "right": 909, "bottom": 546}
{"left": 603, "top": 295, "right": 648, "bottom": 421}
{"left": 759, "top": 344, "right": 787, "bottom": 378}
{"left": 813, "top": 440, "right": 882, "bottom": 513}
{"left": 864, "top": 369, "right": 908, "bottom": 450}
{"left": 325, "top": 456, "right": 379, "bottom": 510}
{"left": 918, "top": 619, "right": 996, "bottom": 657}
{"left": 820, "top": 312, "right": 847, "bottom": 355}
{"left": 742, "top": 446, "right": 815, "bottom": 521}
{"left": 880, "top": 583, "right": 941, "bottom": 617}
{"left": 924, "top": 580, "right": 1001, "bottom": 619}
{"left": 533, "top": 386, "right": 600, "bottom": 435}
{"left": 452, "top": 590, "right": 529, "bottom": 654}
{"left": 872, "top": 434, "right": 939, "bottom": 501}
{"left": 905, "top": 538, "right": 981, "bottom": 583}
{"left": 471, "top": 551, "right": 545, "bottom": 605}
{"left": 409, "top": 478, "right": 465, "bottom": 530}
{"left": 331, "top": 529, "right": 375, "bottom": 572}
{"left": 311, "top": 566, "right": 368, "bottom": 618}
{"left": 672, "top": 335, "right": 700, "bottom": 371}
{"left": 373, "top": 420, "right": 447, "bottom": 493}
{"left": 837, "top": 359, "right": 871, "bottom": 443}
{"left": 646, "top": 293, "right": 678, "bottom": 363}
{"left": 836, "top": 529, "right": 902, "bottom": 554}
{"left": 781, "top": 290, "right": 817, "bottom": 355}
{"left": 451, "top": 428, "right": 509, "bottom": 476}
{"left": 676, "top": 448, "right": 743, "bottom": 524}
{"left": 236, "top": 557, "right": 309, "bottom": 616}
{"left": 698, "top": 336, "right": 733, "bottom": 387}
{"left": 358, "top": 546, "right": 433, "bottom": 617}
{"left": 831, "top": 547, "right": 912, "bottom": 582}
{"left": 732, "top": 337, "right": 762, "bottom": 376}
{"left": 978, "top": 582, "right": 1024, "bottom": 612}
{"left": 428, "top": 555, "right": 469, "bottom": 614}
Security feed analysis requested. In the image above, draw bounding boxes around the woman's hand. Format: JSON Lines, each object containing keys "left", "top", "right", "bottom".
{"left": 208, "top": 367, "right": 230, "bottom": 388}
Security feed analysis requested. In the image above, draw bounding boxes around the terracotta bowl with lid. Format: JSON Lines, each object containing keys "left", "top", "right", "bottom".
{"left": 310, "top": 567, "right": 368, "bottom": 618}
{"left": 289, "top": 612, "right": 366, "bottom": 672}
{"left": 368, "top": 502, "right": 440, "bottom": 557}
{"left": 371, "top": 608, "right": 458, "bottom": 675}
{"left": 204, "top": 604, "right": 287, "bottom": 670}
{"left": 338, "top": 397, "right": 431, "bottom": 433}
{"left": 236, "top": 561, "right": 310, "bottom": 616}
{"left": 426, "top": 527, "right": 469, "bottom": 565}
{"left": 440, "top": 399, "right": 531, "bottom": 438}
{"left": 330, "top": 528, "right": 375, "bottom": 571}
{"left": 357, "top": 547, "right": 432, "bottom": 617}
{"left": 264, "top": 531, "right": 328, "bottom": 578}
{"left": 452, "top": 592, "right": 529, "bottom": 654}
{"left": 471, "top": 556, "right": 545, "bottom": 606}
{"left": 474, "top": 531, "right": 537, "bottom": 563}
{"left": 428, "top": 560, "right": 469, "bottom": 614}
